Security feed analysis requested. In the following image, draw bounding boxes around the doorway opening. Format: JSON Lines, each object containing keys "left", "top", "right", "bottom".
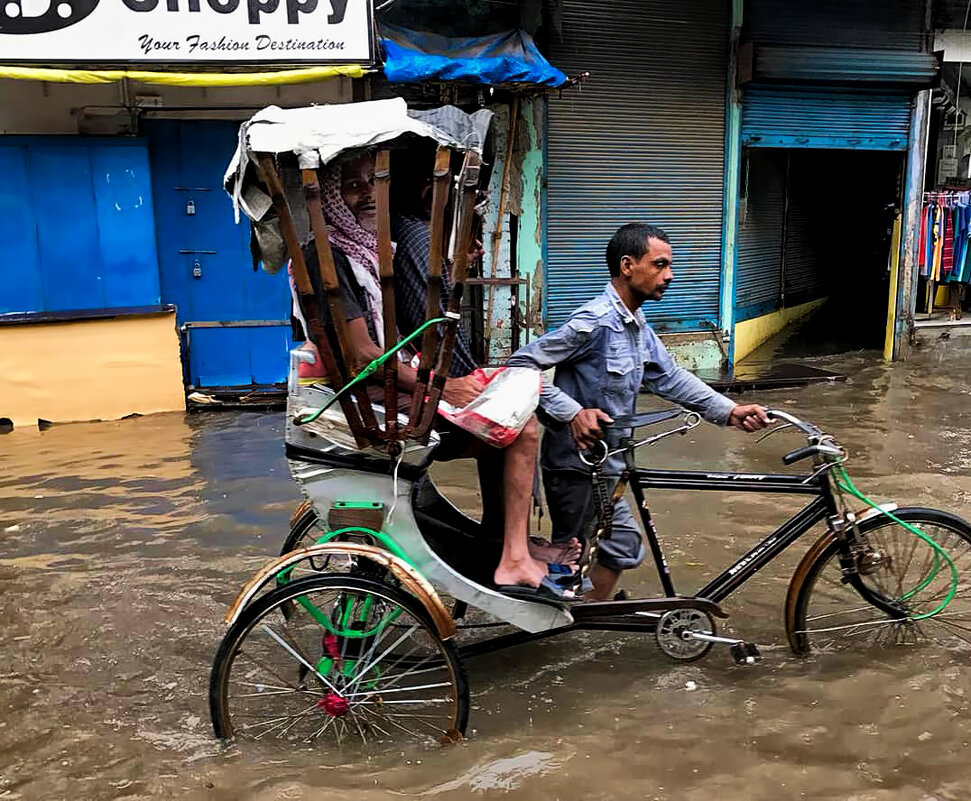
{"left": 735, "top": 147, "right": 903, "bottom": 363}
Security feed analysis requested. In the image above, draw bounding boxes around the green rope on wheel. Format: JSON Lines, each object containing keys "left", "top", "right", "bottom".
{"left": 833, "top": 465, "right": 958, "bottom": 620}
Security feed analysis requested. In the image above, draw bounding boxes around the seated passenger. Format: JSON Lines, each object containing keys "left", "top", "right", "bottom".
{"left": 299, "top": 150, "right": 573, "bottom": 598}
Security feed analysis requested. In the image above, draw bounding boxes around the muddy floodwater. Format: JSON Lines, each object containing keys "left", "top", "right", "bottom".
{"left": 3, "top": 347, "right": 971, "bottom": 801}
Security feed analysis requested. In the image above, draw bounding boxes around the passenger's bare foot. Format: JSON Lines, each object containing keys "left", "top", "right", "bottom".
{"left": 493, "top": 556, "right": 548, "bottom": 588}
{"left": 528, "top": 536, "right": 581, "bottom": 565}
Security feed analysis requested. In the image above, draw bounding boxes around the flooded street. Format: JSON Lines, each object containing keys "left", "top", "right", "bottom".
{"left": 3, "top": 347, "right": 971, "bottom": 801}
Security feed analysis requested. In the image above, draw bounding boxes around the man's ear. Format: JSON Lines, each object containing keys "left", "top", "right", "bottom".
{"left": 619, "top": 254, "right": 633, "bottom": 276}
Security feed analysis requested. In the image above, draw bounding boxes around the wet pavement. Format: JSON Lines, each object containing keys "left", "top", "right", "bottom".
{"left": 3, "top": 346, "right": 971, "bottom": 801}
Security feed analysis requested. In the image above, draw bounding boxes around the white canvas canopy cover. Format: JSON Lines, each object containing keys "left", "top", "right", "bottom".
{"left": 225, "top": 97, "right": 492, "bottom": 224}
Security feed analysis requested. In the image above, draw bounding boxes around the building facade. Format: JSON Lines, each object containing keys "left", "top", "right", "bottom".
{"left": 0, "top": 1, "right": 947, "bottom": 428}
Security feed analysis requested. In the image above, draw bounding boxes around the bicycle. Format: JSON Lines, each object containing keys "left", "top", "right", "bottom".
{"left": 210, "top": 403, "right": 971, "bottom": 749}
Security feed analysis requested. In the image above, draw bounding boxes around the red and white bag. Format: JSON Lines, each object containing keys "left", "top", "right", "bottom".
{"left": 437, "top": 367, "right": 541, "bottom": 448}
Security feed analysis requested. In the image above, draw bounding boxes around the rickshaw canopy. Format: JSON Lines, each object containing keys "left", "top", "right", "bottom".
{"left": 225, "top": 97, "right": 491, "bottom": 222}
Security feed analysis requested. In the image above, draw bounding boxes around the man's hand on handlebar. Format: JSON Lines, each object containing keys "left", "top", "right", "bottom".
{"left": 571, "top": 408, "right": 614, "bottom": 450}
{"left": 728, "top": 404, "right": 772, "bottom": 433}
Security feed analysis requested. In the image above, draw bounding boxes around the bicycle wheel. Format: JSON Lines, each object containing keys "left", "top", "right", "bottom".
{"left": 210, "top": 574, "right": 469, "bottom": 749}
{"left": 786, "top": 507, "right": 971, "bottom": 656}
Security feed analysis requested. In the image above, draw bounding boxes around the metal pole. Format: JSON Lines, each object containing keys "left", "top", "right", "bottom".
{"left": 718, "top": 0, "right": 744, "bottom": 368}
{"left": 894, "top": 89, "right": 932, "bottom": 360}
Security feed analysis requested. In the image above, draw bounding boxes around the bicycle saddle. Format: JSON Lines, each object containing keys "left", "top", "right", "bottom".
{"left": 605, "top": 408, "right": 683, "bottom": 430}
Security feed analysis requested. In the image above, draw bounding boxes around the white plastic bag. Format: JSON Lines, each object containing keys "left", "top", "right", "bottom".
{"left": 437, "top": 367, "right": 540, "bottom": 448}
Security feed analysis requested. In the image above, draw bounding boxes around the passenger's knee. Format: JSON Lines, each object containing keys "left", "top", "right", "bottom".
{"left": 519, "top": 415, "right": 539, "bottom": 446}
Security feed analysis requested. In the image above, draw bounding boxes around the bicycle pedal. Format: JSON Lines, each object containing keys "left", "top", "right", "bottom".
{"left": 730, "top": 642, "right": 761, "bottom": 665}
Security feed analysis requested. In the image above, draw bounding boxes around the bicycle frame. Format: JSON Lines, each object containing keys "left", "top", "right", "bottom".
{"left": 628, "top": 465, "right": 839, "bottom": 603}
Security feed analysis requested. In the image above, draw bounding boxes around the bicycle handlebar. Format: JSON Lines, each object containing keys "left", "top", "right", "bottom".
{"left": 764, "top": 409, "right": 823, "bottom": 438}
{"left": 763, "top": 410, "right": 845, "bottom": 467}
{"left": 782, "top": 444, "right": 823, "bottom": 465}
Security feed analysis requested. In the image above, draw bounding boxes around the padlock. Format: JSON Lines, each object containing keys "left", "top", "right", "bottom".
{"left": 192, "top": 261, "right": 202, "bottom": 278}
{"left": 186, "top": 199, "right": 196, "bottom": 216}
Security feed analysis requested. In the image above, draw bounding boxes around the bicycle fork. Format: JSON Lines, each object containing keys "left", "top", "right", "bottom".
{"left": 827, "top": 511, "right": 909, "bottom": 620}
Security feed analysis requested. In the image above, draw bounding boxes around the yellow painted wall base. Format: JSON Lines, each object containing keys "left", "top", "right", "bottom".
{"left": 0, "top": 313, "right": 186, "bottom": 428}
{"left": 734, "top": 298, "right": 828, "bottom": 362}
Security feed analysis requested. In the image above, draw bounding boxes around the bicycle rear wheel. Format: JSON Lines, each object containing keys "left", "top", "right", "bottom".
{"left": 210, "top": 574, "right": 469, "bottom": 749}
{"left": 786, "top": 508, "right": 971, "bottom": 656}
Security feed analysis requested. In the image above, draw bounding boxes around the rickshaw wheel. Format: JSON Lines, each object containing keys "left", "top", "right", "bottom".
{"left": 281, "top": 504, "right": 323, "bottom": 556}
{"left": 210, "top": 574, "right": 469, "bottom": 749}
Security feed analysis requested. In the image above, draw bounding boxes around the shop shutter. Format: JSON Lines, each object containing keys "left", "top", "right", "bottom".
{"left": 735, "top": 150, "right": 785, "bottom": 319}
{"left": 745, "top": 0, "right": 923, "bottom": 51}
{"left": 545, "top": 0, "right": 729, "bottom": 332}
{"left": 0, "top": 138, "right": 160, "bottom": 315}
{"left": 742, "top": 86, "right": 913, "bottom": 151}
{"left": 780, "top": 154, "right": 822, "bottom": 306}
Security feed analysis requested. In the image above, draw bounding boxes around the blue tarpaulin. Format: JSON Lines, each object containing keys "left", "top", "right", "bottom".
{"left": 380, "top": 24, "right": 568, "bottom": 87}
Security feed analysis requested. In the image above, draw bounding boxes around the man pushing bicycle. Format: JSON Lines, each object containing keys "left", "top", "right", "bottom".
{"left": 508, "top": 222, "right": 771, "bottom": 600}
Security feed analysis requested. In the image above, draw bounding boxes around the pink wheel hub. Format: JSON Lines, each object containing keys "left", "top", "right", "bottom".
{"left": 318, "top": 691, "right": 350, "bottom": 717}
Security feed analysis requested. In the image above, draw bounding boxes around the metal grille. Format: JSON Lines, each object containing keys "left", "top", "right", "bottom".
{"left": 742, "top": 87, "right": 913, "bottom": 151}
{"left": 745, "top": 0, "right": 924, "bottom": 51}
{"left": 546, "top": 0, "right": 729, "bottom": 331}
{"left": 781, "top": 176, "right": 818, "bottom": 303}
{"left": 735, "top": 149, "right": 784, "bottom": 317}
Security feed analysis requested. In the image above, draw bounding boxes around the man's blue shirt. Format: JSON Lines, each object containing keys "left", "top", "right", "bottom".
{"left": 507, "top": 282, "right": 736, "bottom": 474}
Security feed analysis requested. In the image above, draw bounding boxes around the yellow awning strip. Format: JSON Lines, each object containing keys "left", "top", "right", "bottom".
{"left": 0, "top": 64, "right": 367, "bottom": 86}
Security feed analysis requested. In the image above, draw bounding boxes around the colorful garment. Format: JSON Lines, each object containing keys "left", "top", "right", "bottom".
{"left": 942, "top": 205, "right": 955, "bottom": 276}
{"left": 917, "top": 204, "right": 931, "bottom": 276}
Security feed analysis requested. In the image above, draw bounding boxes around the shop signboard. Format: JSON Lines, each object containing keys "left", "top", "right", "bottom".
{"left": 0, "top": 0, "right": 374, "bottom": 64}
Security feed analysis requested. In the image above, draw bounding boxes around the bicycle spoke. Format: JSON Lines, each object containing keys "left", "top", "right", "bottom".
{"left": 350, "top": 706, "right": 392, "bottom": 739}
{"left": 260, "top": 624, "right": 343, "bottom": 696}
{"left": 376, "top": 712, "right": 452, "bottom": 734}
{"left": 355, "top": 703, "right": 427, "bottom": 740}
{"left": 236, "top": 649, "right": 312, "bottom": 694}
{"left": 926, "top": 616, "right": 971, "bottom": 643}
{"left": 348, "top": 708, "right": 369, "bottom": 745}
{"left": 250, "top": 701, "right": 320, "bottom": 740}
{"left": 353, "top": 698, "right": 453, "bottom": 705}
{"left": 305, "top": 715, "right": 339, "bottom": 743}
{"left": 342, "top": 625, "right": 421, "bottom": 694}
{"left": 343, "top": 681, "right": 452, "bottom": 700}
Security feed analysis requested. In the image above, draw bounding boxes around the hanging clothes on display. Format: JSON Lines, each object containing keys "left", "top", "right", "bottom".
{"left": 949, "top": 197, "right": 971, "bottom": 284}
{"left": 917, "top": 191, "right": 971, "bottom": 285}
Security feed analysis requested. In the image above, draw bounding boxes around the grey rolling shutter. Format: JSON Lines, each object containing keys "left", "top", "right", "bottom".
{"left": 546, "top": 0, "right": 729, "bottom": 331}
{"left": 736, "top": 150, "right": 785, "bottom": 318}
{"left": 745, "top": 0, "right": 923, "bottom": 51}
{"left": 781, "top": 154, "right": 821, "bottom": 306}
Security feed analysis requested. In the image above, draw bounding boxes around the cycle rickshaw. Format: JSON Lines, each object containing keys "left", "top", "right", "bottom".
{"left": 209, "top": 98, "right": 971, "bottom": 750}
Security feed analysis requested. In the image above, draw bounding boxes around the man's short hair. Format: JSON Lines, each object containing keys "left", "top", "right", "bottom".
{"left": 606, "top": 222, "right": 671, "bottom": 277}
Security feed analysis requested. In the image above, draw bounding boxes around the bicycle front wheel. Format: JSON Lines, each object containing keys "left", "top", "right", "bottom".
{"left": 210, "top": 574, "right": 469, "bottom": 750}
{"left": 786, "top": 507, "right": 971, "bottom": 656}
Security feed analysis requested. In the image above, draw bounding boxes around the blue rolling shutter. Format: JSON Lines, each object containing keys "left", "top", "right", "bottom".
{"left": 0, "top": 138, "right": 160, "bottom": 315}
{"left": 742, "top": 87, "right": 912, "bottom": 151}
{"left": 546, "top": 0, "right": 729, "bottom": 332}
